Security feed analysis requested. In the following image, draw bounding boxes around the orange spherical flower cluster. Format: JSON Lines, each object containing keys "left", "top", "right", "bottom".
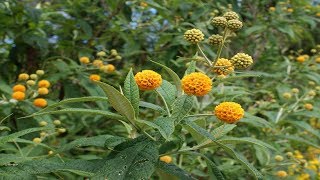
{"left": 296, "top": 55, "right": 308, "bottom": 63}
{"left": 33, "top": 98, "right": 47, "bottom": 108}
{"left": 213, "top": 58, "right": 234, "bottom": 75}
{"left": 214, "top": 102, "right": 244, "bottom": 123}
{"left": 181, "top": 72, "right": 212, "bottom": 96}
{"left": 89, "top": 74, "right": 101, "bottom": 81}
{"left": 12, "top": 91, "right": 25, "bottom": 101}
{"left": 160, "top": 156, "right": 173, "bottom": 163}
{"left": 38, "top": 87, "right": 49, "bottom": 95}
{"left": 79, "top": 56, "right": 90, "bottom": 64}
{"left": 38, "top": 80, "right": 51, "bottom": 88}
{"left": 13, "top": 84, "right": 26, "bottom": 92}
{"left": 134, "top": 70, "right": 162, "bottom": 90}
{"left": 304, "top": 103, "right": 313, "bottom": 111}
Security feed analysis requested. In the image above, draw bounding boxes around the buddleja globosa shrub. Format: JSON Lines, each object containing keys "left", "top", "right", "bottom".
{"left": 0, "top": 10, "right": 275, "bottom": 180}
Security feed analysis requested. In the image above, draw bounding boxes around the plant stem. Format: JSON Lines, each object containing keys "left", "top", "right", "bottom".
{"left": 213, "top": 27, "right": 229, "bottom": 67}
{"left": 155, "top": 90, "right": 171, "bottom": 116}
{"left": 197, "top": 44, "right": 212, "bottom": 67}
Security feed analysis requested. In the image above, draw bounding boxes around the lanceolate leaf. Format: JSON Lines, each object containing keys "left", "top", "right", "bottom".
{"left": 171, "top": 95, "right": 194, "bottom": 123}
{"left": 124, "top": 69, "right": 140, "bottom": 117}
{"left": 19, "top": 96, "right": 109, "bottom": 119}
{"left": 95, "top": 81, "right": 136, "bottom": 125}
{"left": 217, "top": 143, "right": 264, "bottom": 180}
{"left": 156, "top": 161, "right": 195, "bottom": 180}
{"left": 217, "top": 137, "right": 276, "bottom": 151}
{"left": 139, "top": 101, "right": 166, "bottom": 114}
{"left": 150, "top": 59, "right": 182, "bottom": 95}
{"left": 138, "top": 117, "right": 174, "bottom": 140}
{"left": 288, "top": 121, "right": 320, "bottom": 139}
{"left": 184, "top": 61, "right": 196, "bottom": 75}
{"left": 0, "top": 127, "right": 49, "bottom": 146}
{"left": 20, "top": 108, "right": 125, "bottom": 121}
{"left": 95, "top": 136, "right": 158, "bottom": 180}
{"left": 211, "top": 124, "right": 237, "bottom": 139}
{"left": 58, "top": 135, "right": 125, "bottom": 152}
{"left": 156, "top": 80, "right": 177, "bottom": 108}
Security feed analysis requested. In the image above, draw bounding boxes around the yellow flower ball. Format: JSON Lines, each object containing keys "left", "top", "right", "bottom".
{"left": 96, "top": 51, "right": 106, "bottom": 57}
{"left": 38, "top": 80, "right": 51, "bottom": 88}
{"left": 275, "top": 155, "right": 284, "bottom": 162}
{"left": 93, "top": 60, "right": 104, "bottom": 67}
{"left": 304, "top": 103, "right": 313, "bottom": 111}
{"left": 38, "top": 87, "right": 49, "bottom": 95}
{"left": 48, "top": 150, "right": 54, "bottom": 155}
{"left": 33, "top": 98, "right": 48, "bottom": 108}
{"left": 57, "top": 128, "right": 66, "bottom": 133}
{"left": 53, "top": 120, "right": 61, "bottom": 126}
{"left": 134, "top": 70, "right": 162, "bottom": 90}
{"left": 287, "top": 8, "right": 293, "bottom": 13}
{"left": 89, "top": 74, "right": 101, "bottom": 81}
{"left": 79, "top": 56, "right": 90, "bottom": 64}
{"left": 39, "top": 121, "right": 48, "bottom": 127}
{"left": 160, "top": 156, "right": 172, "bottom": 163}
{"left": 18, "top": 73, "right": 29, "bottom": 81}
{"left": 100, "top": 64, "right": 115, "bottom": 73}
{"left": 214, "top": 102, "right": 244, "bottom": 123}
{"left": 291, "top": 88, "right": 299, "bottom": 94}
{"left": 282, "top": 92, "right": 292, "bottom": 99}
{"left": 13, "top": 84, "right": 26, "bottom": 92}
{"left": 181, "top": 72, "right": 212, "bottom": 96}
{"left": 269, "top": 7, "right": 276, "bottom": 12}
{"left": 317, "top": 12, "right": 320, "bottom": 17}
{"left": 315, "top": 57, "right": 320, "bottom": 63}
{"left": 12, "top": 91, "right": 25, "bottom": 101}
{"left": 296, "top": 56, "right": 306, "bottom": 63}
{"left": 27, "top": 80, "right": 36, "bottom": 86}
{"left": 30, "top": 74, "right": 38, "bottom": 80}
{"left": 32, "top": 137, "right": 42, "bottom": 144}
{"left": 213, "top": 58, "right": 234, "bottom": 75}
{"left": 36, "top": 70, "right": 45, "bottom": 76}
{"left": 276, "top": 171, "right": 288, "bottom": 178}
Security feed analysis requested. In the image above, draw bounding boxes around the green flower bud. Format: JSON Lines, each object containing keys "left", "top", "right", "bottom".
{"left": 227, "top": 19, "right": 243, "bottom": 31}
{"left": 183, "top": 28, "right": 204, "bottom": 44}
{"left": 230, "top": 53, "right": 253, "bottom": 69}
{"left": 208, "top": 34, "right": 223, "bottom": 46}
{"left": 223, "top": 11, "right": 239, "bottom": 20}
{"left": 211, "top": 17, "right": 227, "bottom": 27}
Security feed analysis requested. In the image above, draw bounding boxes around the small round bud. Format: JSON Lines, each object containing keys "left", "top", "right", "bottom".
{"left": 30, "top": 74, "right": 38, "bottom": 80}
{"left": 18, "top": 73, "right": 29, "bottom": 81}
{"left": 48, "top": 151, "right": 54, "bottom": 155}
{"left": 316, "top": 86, "right": 320, "bottom": 91}
{"left": 276, "top": 171, "right": 287, "bottom": 178}
{"left": 160, "top": 156, "right": 172, "bottom": 163}
{"left": 27, "top": 80, "right": 36, "bottom": 86}
{"left": 310, "top": 49, "right": 317, "bottom": 53}
{"left": 33, "top": 137, "right": 42, "bottom": 144}
{"left": 308, "top": 81, "right": 316, "bottom": 86}
{"left": 286, "top": 152, "right": 293, "bottom": 157}
{"left": 291, "top": 88, "right": 299, "bottom": 94}
{"left": 304, "top": 103, "right": 313, "bottom": 111}
{"left": 110, "top": 49, "right": 118, "bottom": 56}
{"left": 227, "top": 19, "right": 243, "bottom": 31}
{"left": 53, "top": 120, "right": 61, "bottom": 126}
{"left": 38, "top": 87, "right": 49, "bottom": 95}
{"left": 184, "top": 28, "right": 204, "bottom": 44}
{"left": 39, "top": 121, "right": 48, "bottom": 127}
{"left": 57, "top": 128, "right": 66, "bottom": 133}
{"left": 282, "top": 92, "right": 292, "bottom": 99}
{"left": 96, "top": 51, "right": 106, "bottom": 57}
{"left": 308, "top": 90, "right": 316, "bottom": 96}
{"left": 36, "top": 70, "right": 45, "bottom": 76}
{"left": 79, "top": 57, "right": 90, "bottom": 64}
{"left": 40, "top": 132, "right": 47, "bottom": 137}
{"left": 208, "top": 34, "right": 223, "bottom": 46}
{"left": 211, "top": 17, "right": 227, "bottom": 27}
{"left": 274, "top": 155, "right": 284, "bottom": 162}
{"left": 230, "top": 53, "right": 253, "bottom": 69}
{"left": 93, "top": 60, "right": 104, "bottom": 67}
{"left": 223, "top": 11, "right": 239, "bottom": 20}
{"left": 115, "top": 55, "right": 122, "bottom": 60}
{"left": 269, "top": 7, "right": 276, "bottom": 12}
